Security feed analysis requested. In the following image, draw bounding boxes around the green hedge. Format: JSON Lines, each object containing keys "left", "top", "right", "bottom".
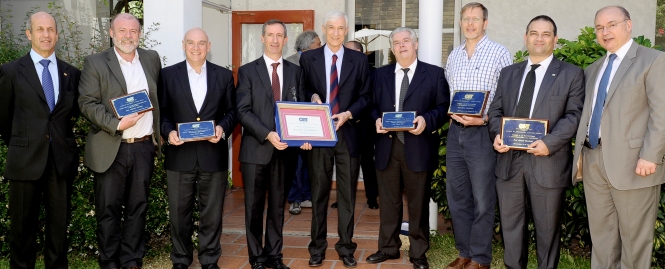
{"left": 432, "top": 27, "right": 665, "bottom": 267}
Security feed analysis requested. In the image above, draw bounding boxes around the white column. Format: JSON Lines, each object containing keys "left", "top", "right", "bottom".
{"left": 418, "top": 0, "right": 444, "bottom": 233}
{"left": 418, "top": 0, "right": 443, "bottom": 67}
{"left": 346, "top": 0, "right": 355, "bottom": 42}
{"left": 144, "top": 0, "right": 202, "bottom": 66}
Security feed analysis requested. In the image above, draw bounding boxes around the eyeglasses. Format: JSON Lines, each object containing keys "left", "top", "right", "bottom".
{"left": 595, "top": 19, "right": 628, "bottom": 32}
{"left": 462, "top": 17, "right": 483, "bottom": 23}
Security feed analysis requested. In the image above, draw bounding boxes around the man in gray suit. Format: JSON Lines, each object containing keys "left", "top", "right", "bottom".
{"left": 572, "top": 6, "right": 665, "bottom": 269}
{"left": 284, "top": 30, "right": 321, "bottom": 67}
{"left": 78, "top": 13, "right": 161, "bottom": 269}
{"left": 488, "top": 15, "right": 584, "bottom": 269}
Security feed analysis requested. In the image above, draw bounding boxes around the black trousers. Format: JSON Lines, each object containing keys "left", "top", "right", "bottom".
{"left": 9, "top": 147, "right": 71, "bottom": 269}
{"left": 307, "top": 130, "right": 359, "bottom": 256}
{"left": 167, "top": 164, "right": 227, "bottom": 266}
{"left": 94, "top": 140, "right": 155, "bottom": 269}
{"left": 375, "top": 137, "right": 430, "bottom": 259}
{"left": 359, "top": 118, "right": 378, "bottom": 202}
{"left": 241, "top": 149, "right": 292, "bottom": 264}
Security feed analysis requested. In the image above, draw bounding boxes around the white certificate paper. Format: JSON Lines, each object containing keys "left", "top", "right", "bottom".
{"left": 285, "top": 115, "right": 324, "bottom": 137}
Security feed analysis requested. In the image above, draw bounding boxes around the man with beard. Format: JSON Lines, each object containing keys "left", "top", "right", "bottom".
{"left": 78, "top": 13, "right": 162, "bottom": 269}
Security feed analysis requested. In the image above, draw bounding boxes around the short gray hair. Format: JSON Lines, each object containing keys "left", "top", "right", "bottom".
{"left": 262, "top": 19, "right": 287, "bottom": 37}
{"left": 26, "top": 12, "right": 58, "bottom": 32}
{"left": 595, "top": 6, "right": 631, "bottom": 21}
{"left": 323, "top": 10, "right": 348, "bottom": 27}
{"left": 389, "top": 27, "right": 418, "bottom": 48}
{"left": 110, "top": 13, "right": 141, "bottom": 31}
{"left": 294, "top": 30, "right": 319, "bottom": 52}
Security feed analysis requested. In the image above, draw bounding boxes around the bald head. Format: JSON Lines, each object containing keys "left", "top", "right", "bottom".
{"left": 26, "top": 11, "right": 57, "bottom": 32}
{"left": 184, "top": 27, "right": 209, "bottom": 42}
{"left": 182, "top": 27, "right": 211, "bottom": 68}
{"left": 25, "top": 11, "right": 58, "bottom": 58}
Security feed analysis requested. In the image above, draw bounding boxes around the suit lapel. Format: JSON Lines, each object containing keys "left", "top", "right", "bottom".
{"left": 282, "top": 61, "right": 293, "bottom": 101}
{"left": 313, "top": 48, "right": 328, "bottom": 102}
{"left": 255, "top": 57, "right": 273, "bottom": 101}
{"left": 509, "top": 62, "right": 528, "bottom": 116}
{"left": 339, "top": 48, "right": 355, "bottom": 88}
{"left": 605, "top": 42, "right": 637, "bottom": 105}
{"left": 403, "top": 61, "right": 425, "bottom": 101}
{"left": 55, "top": 59, "right": 70, "bottom": 107}
{"left": 18, "top": 55, "right": 48, "bottom": 105}
{"left": 176, "top": 61, "right": 198, "bottom": 113}
{"left": 138, "top": 49, "right": 157, "bottom": 94}
{"left": 200, "top": 61, "right": 217, "bottom": 112}
{"left": 383, "top": 65, "right": 396, "bottom": 105}
{"left": 105, "top": 48, "right": 128, "bottom": 94}
{"left": 533, "top": 58, "right": 561, "bottom": 111}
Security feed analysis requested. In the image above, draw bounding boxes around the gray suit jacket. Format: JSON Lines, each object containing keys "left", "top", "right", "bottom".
{"left": 489, "top": 57, "right": 585, "bottom": 188}
{"left": 572, "top": 42, "right": 665, "bottom": 190}
{"left": 78, "top": 48, "right": 162, "bottom": 173}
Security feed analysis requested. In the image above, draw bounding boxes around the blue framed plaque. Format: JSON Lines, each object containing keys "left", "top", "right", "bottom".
{"left": 275, "top": 102, "right": 338, "bottom": 147}
{"left": 177, "top": 120, "right": 216, "bottom": 142}
{"left": 109, "top": 89, "right": 154, "bottom": 118}
{"left": 448, "top": 90, "right": 489, "bottom": 116}
{"left": 501, "top": 117, "right": 549, "bottom": 150}
{"left": 381, "top": 111, "right": 416, "bottom": 131}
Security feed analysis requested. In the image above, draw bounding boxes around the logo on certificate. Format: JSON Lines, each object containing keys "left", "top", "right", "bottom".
{"left": 518, "top": 124, "right": 530, "bottom": 131}
{"left": 395, "top": 114, "right": 403, "bottom": 118}
{"left": 192, "top": 124, "right": 200, "bottom": 128}
{"left": 464, "top": 94, "right": 474, "bottom": 100}
{"left": 127, "top": 97, "right": 135, "bottom": 103}
{"left": 299, "top": 118, "right": 308, "bottom": 122}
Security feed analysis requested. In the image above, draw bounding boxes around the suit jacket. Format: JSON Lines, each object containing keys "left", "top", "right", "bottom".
{"left": 0, "top": 53, "right": 81, "bottom": 180}
{"left": 371, "top": 61, "right": 450, "bottom": 172}
{"left": 299, "top": 46, "right": 371, "bottom": 157}
{"left": 285, "top": 53, "right": 300, "bottom": 66}
{"left": 78, "top": 48, "right": 162, "bottom": 173}
{"left": 236, "top": 56, "right": 306, "bottom": 165}
{"left": 159, "top": 60, "right": 237, "bottom": 172}
{"left": 489, "top": 57, "right": 585, "bottom": 188}
{"left": 572, "top": 43, "right": 665, "bottom": 190}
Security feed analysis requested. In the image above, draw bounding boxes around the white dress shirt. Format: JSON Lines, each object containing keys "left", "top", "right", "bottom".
{"left": 394, "top": 60, "right": 418, "bottom": 111}
{"left": 516, "top": 54, "right": 554, "bottom": 117}
{"left": 324, "top": 45, "right": 345, "bottom": 103}
{"left": 263, "top": 54, "right": 283, "bottom": 100}
{"left": 114, "top": 48, "right": 153, "bottom": 138}
{"left": 30, "top": 49, "right": 60, "bottom": 104}
{"left": 186, "top": 61, "right": 207, "bottom": 112}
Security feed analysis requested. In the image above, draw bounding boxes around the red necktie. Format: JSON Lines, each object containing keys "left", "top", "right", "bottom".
{"left": 271, "top": 62, "right": 280, "bottom": 102}
{"left": 330, "top": 54, "right": 339, "bottom": 114}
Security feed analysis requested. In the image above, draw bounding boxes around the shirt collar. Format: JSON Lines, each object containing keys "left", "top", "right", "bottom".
{"left": 461, "top": 35, "right": 489, "bottom": 51}
{"left": 186, "top": 60, "right": 207, "bottom": 74}
{"left": 29, "top": 49, "right": 57, "bottom": 66}
{"left": 324, "top": 44, "right": 345, "bottom": 59}
{"left": 262, "top": 54, "right": 283, "bottom": 66}
{"left": 113, "top": 47, "right": 139, "bottom": 64}
{"left": 394, "top": 59, "right": 418, "bottom": 74}
{"left": 610, "top": 39, "right": 633, "bottom": 60}
{"left": 526, "top": 53, "right": 554, "bottom": 71}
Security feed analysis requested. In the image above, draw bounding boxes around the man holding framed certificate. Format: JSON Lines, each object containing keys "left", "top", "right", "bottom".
{"left": 366, "top": 27, "right": 449, "bottom": 269}
{"left": 487, "top": 16, "right": 584, "bottom": 269}
{"left": 158, "top": 28, "right": 237, "bottom": 269}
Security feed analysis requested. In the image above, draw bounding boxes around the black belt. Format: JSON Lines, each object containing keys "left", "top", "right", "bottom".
{"left": 452, "top": 120, "right": 470, "bottom": 128}
{"left": 583, "top": 137, "right": 601, "bottom": 148}
{"left": 121, "top": 135, "right": 152, "bottom": 143}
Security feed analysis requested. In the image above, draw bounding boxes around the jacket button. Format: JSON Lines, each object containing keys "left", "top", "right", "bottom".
{"left": 389, "top": 135, "right": 392, "bottom": 138}
{"left": 45, "top": 135, "right": 50, "bottom": 139}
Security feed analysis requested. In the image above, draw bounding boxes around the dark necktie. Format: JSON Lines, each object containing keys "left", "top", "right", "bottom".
{"left": 397, "top": 68, "right": 410, "bottom": 143}
{"left": 329, "top": 54, "right": 339, "bottom": 115}
{"left": 514, "top": 64, "right": 540, "bottom": 118}
{"left": 271, "top": 62, "right": 280, "bottom": 102}
{"left": 588, "top": 54, "right": 617, "bottom": 149}
{"left": 39, "top": 59, "right": 56, "bottom": 112}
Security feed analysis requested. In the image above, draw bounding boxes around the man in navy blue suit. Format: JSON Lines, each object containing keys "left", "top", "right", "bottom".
{"left": 365, "top": 27, "right": 449, "bottom": 269}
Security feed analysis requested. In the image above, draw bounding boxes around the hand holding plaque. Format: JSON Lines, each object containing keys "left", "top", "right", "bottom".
{"left": 500, "top": 117, "right": 549, "bottom": 150}
{"left": 448, "top": 90, "right": 489, "bottom": 117}
{"left": 109, "top": 89, "right": 154, "bottom": 119}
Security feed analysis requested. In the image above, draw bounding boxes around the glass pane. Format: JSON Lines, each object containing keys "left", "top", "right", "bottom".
{"left": 241, "top": 23, "right": 303, "bottom": 65}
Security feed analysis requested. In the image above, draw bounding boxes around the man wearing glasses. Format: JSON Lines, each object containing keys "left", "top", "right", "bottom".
{"left": 572, "top": 6, "right": 665, "bottom": 268}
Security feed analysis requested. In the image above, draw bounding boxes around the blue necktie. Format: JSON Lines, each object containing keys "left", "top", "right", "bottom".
{"left": 588, "top": 54, "right": 617, "bottom": 149}
{"left": 39, "top": 59, "right": 56, "bottom": 112}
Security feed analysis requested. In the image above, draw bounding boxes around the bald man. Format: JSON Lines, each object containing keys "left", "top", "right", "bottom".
{"left": 78, "top": 13, "right": 161, "bottom": 269}
{"left": 0, "top": 11, "right": 80, "bottom": 269}
{"left": 158, "top": 28, "right": 237, "bottom": 269}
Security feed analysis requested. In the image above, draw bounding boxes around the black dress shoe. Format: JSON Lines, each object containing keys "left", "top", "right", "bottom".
{"left": 308, "top": 254, "right": 325, "bottom": 267}
{"left": 410, "top": 258, "right": 429, "bottom": 269}
{"left": 172, "top": 264, "right": 188, "bottom": 269}
{"left": 367, "top": 199, "right": 379, "bottom": 209}
{"left": 366, "top": 251, "right": 399, "bottom": 263}
{"left": 265, "top": 258, "right": 290, "bottom": 269}
{"left": 339, "top": 254, "right": 357, "bottom": 268}
{"left": 251, "top": 262, "right": 266, "bottom": 269}
{"left": 201, "top": 263, "right": 220, "bottom": 269}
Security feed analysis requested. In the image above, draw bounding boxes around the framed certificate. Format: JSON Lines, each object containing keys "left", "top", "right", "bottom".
{"left": 109, "top": 89, "right": 154, "bottom": 119}
{"left": 381, "top": 111, "right": 416, "bottom": 131}
{"left": 177, "top": 120, "right": 216, "bottom": 142}
{"left": 501, "top": 117, "right": 549, "bottom": 150}
{"left": 275, "top": 102, "right": 338, "bottom": 147}
{"left": 448, "top": 90, "right": 489, "bottom": 117}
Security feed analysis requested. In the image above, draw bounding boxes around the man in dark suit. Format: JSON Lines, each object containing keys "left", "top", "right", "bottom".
{"left": 158, "top": 28, "right": 236, "bottom": 269}
{"left": 0, "top": 11, "right": 80, "bottom": 269}
{"left": 488, "top": 15, "right": 584, "bottom": 269}
{"left": 365, "top": 27, "right": 449, "bottom": 269}
{"left": 571, "top": 6, "right": 665, "bottom": 268}
{"left": 299, "top": 10, "right": 371, "bottom": 268}
{"left": 236, "top": 19, "right": 309, "bottom": 269}
{"left": 78, "top": 13, "right": 161, "bottom": 269}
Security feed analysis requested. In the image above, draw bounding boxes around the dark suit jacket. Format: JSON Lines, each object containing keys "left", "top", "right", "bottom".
{"left": 488, "top": 57, "right": 585, "bottom": 188}
{"left": 78, "top": 48, "right": 161, "bottom": 173}
{"left": 0, "top": 53, "right": 81, "bottom": 181}
{"left": 236, "top": 57, "right": 306, "bottom": 165}
{"left": 159, "top": 60, "right": 237, "bottom": 172}
{"left": 371, "top": 61, "right": 450, "bottom": 172}
{"left": 299, "top": 46, "right": 371, "bottom": 157}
